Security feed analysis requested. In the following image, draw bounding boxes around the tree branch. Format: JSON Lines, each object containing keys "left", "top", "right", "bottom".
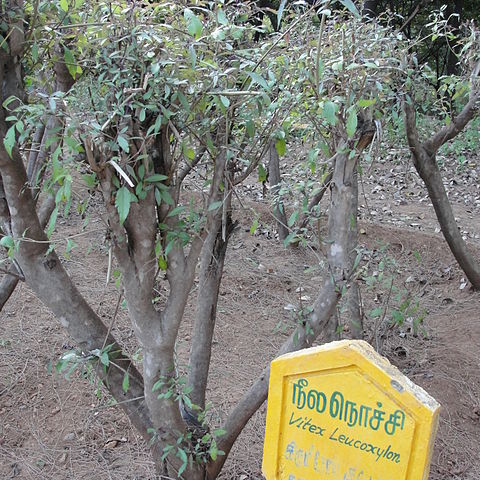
{"left": 208, "top": 146, "right": 358, "bottom": 477}
{"left": 188, "top": 151, "right": 233, "bottom": 408}
{"left": 426, "top": 89, "right": 479, "bottom": 154}
{"left": 208, "top": 281, "right": 341, "bottom": 479}
{"left": 0, "top": 118, "right": 154, "bottom": 459}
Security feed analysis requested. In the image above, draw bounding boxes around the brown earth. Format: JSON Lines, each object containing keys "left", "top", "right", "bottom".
{"left": 1, "top": 147, "right": 479, "bottom": 479}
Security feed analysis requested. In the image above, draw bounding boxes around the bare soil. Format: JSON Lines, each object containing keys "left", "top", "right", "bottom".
{"left": 1, "top": 148, "right": 479, "bottom": 479}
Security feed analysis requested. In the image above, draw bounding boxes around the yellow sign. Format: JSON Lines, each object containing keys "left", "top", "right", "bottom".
{"left": 263, "top": 340, "right": 440, "bottom": 480}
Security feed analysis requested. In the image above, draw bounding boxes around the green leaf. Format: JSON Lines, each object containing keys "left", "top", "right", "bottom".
{"left": 247, "top": 71, "right": 269, "bottom": 90}
{"left": 258, "top": 164, "right": 267, "bottom": 183}
{"left": 3, "top": 125, "right": 15, "bottom": 158}
{"left": 392, "top": 310, "right": 404, "bottom": 324}
{"left": 65, "top": 239, "right": 76, "bottom": 256}
{"left": 65, "top": 135, "right": 82, "bottom": 152}
{"left": 184, "top": 8, "right": 203, "bottom": 38}
{"left": 117, "top": 135, "right": 129, "bottom": 153}
{"left": 158, "top": 256, "right": 167, "bottom": 270}
{"left": 246, "top": 120, "right": 255, "bottom": 138}
{"left": 352, "top": 251, "right": 362, "bottom": 271}
{"left": 160, "top": 189, "right": 174, "bottom": 206}
{"left": 277, "top": 0, "right": 288, "bottom": 27}
{"left": 184, "top": 146, "right": 195, "bottom": 161}
{"left": 219, "top": 95, "right": 230, "bottom": 108}
{"left": 369, "top": 307, "right": 383, "bottom": 318}
{"left": 155, "top": 187, "right": 162, "bottom": 205}
{"left": 63, "top": 46, "right": 78, "bottom": 80}
{"left": 217, "top": 8, "right": 228, "bottom": 25}
{"left": 115, "top": 187, "right": 131, "bottom": 224}
{"left": 122, "top": 372, "right": 129, "bottom": 393}
{"left": 322, "top": 101, "right": 337, "bottom": 125}
{"left": 346, "top": 108, "right": 358, "bottom": 138}
{"left": 47, "top": 206, "right": 59, "bottom": 238}
{"left": 0, "top": 235, "right": 14, "bottom": 248}
{"left": 32, "top": 42, "right": 38, "bottom": 63}
{"left": 167, "top": 205, "right": 186, "bottom": 218}
{"left": 250, "top": 218, "right": 259, "bottom": 235}
{"left": 283, "top": 231, "right": 297, "bottom": 246}
{"left": 287, "top": 211, "right": 298, "bottom": 227}
{"left": 357, "top": 98, "right": 376, "bottom": 108}
{"left": 82, "top": 173, "right": 97, "bottom": 188}
{"left": 208, "top": 200, "right": 223, "bottom": 211}
{"left": 210, "top": 442, "right": 218, "bottom": 461}
{"left": 338, "top": 0, "right": 360, "bottom": 18}
{"left": 100, "top": 351, "right": 109, "bottom": 366}
{"left": 176, "top": 90, "right": 190, "bottom": 113}
{"left": 275, "top": 138, "right": 286, "bottom": 157}
{"left": 145, "top": 174, "right": 168, "bottom": 183}
{"left": 176, "top": 448, "right": 188, "bottom": 475}
{"left": 49, "top": 97, "right": 56, "bottom": 113}
{"left": 59, "top": 0, "right": 69, "bottom": 11}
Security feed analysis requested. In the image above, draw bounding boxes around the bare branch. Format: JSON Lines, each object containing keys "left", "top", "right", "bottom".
{"left": 298, "top": 170, "right": 333, "bottom": 230}
{"left": 426, "top": 89, "right": 479, "bottom": 154}
{"left": 398, "top": 0, "right": 432, "bottom": 34}
{"left": 177, "top": 145, "right": 206, "bottom": 187}
{"left": 403, "top": 98, "right": 423, "bottom": 156}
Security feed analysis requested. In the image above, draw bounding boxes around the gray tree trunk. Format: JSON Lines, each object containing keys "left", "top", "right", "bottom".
{"left": 208, "top": 143, "right": 357, "bottom": 478}
{"left": 268, "top": 141, "right": 288, "bottom": 241}
{"left": 347, "top": 168, "right": 363, "bottom": 339}
{"left": 404, "top": 87, "right": 480, "bottom": 290}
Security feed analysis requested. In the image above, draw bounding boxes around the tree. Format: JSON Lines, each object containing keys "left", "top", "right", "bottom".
{"left": 0, "top": 1, "right": 412, "bottom": 478}
{"left": 360, "top": 1, "right": 480, "bottom": 289}
{"left": 403, "top": 48, "right": 480, "bottom": 289}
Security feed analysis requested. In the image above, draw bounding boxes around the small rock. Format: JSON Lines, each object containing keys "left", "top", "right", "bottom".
{"left": 64, "top": 432, "right": 75, "bottom": 442}
{"left": 104, "top": 439, "right": 119, "bottom": 449}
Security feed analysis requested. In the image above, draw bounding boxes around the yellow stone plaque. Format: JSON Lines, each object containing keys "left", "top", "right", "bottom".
{"left": 263, "top": 340, "right": 440, "bottom": 480}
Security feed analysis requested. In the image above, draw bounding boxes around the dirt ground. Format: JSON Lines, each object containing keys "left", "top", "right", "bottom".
{"left": 1, "top": 143, "right": 480, "bottom": 479}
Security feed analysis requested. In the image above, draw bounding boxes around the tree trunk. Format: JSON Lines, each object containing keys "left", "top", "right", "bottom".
{"left": 404, "top": 95, "right": 480, "bottom": 289}
{"left": 0, "top": 40, "right": 74, "bottom": 312}
{"left": 268, "top": 141, "right": 288, "bottom": 241}
{"left": 347, "top": 168, "right": 363, "bottom": 339}
{"left": 0, "top": 191, "right": 56, "bottom": 311}
{"left": 0, "top": 150, "right": 155, "bottom": 448}
{"left": 188, "top": 209, "right": 233, "bottom": 409}
{"left": 411, "top": 149, "right": 480, "bottom": 288}
{"left": 208, "top": 145, "right": 357, "bottom": 477}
